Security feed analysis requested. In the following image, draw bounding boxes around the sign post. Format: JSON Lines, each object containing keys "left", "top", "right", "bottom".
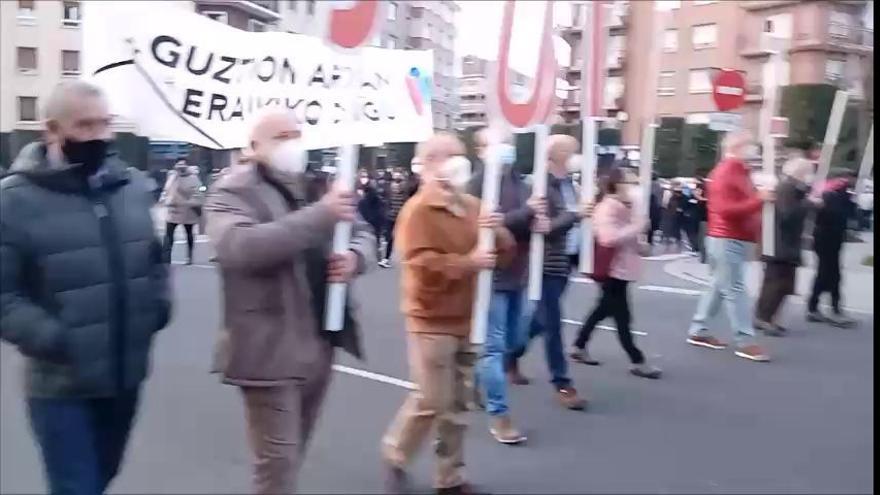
{"left": 324, "top": 1, "right": 384, "bottom": 332}
{"left": 638, "top": 3, "right": 667, "bottom": 221}
{"left": 578, "top": 0, "right": 606, "bottom": 275}
{"left": 758, "top": 32, "right": 786, "bottom": 257}
{"left": 473, "top": 0, "right": 557, "bottom": 342}
{"left": 814, "top": 90, "right": 850, "bottom": 192}
{"left": 855, "top": 126, "right": 874, "bottom": 199}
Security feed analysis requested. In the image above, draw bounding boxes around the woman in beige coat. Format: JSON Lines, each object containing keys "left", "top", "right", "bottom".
{"left": 161, "top": 160, "right": 203, "bottom": 264}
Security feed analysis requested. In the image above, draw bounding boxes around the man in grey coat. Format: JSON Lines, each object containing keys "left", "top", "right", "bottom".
{"left": 206, "top": 109, "right": 376, "bottom": 494}
{"left": 0, "top": 81, "right": 170, "bottom": 494}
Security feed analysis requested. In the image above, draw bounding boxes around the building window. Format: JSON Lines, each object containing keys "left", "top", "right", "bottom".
{"left": 692, "top": 23, "right": 718, "bottom": 50}
{"left": 410, "top": 5, "right": 423, "bottom": 19}
{"left": 693, "top": 1, "right": 717, "bottom": 5}
{"left": 289, "top": 0, "right": 297, "bottom": 11}
{"left": 62, "top": 50, "right": 80, "bottom": 76}
{"left": 306, "top": 0, "right": 315, "bottom": 16}
{"left": 62, "top": 1, "right": 81, "bottom": 26}
{"left": 388, "top": 2, "right": 397, "bottom": 21}
{"left": 248, "top": 19, "right": 267, "bottom": 32}
{"left": 18, "top": 0, "right": 36, "bottom": 24}
{"left": 17, "top": 47, "right": 37, "bottom": 73}
{"left": 203, "top": 11, "right": 229, "bottom": 24}
{"left": 765, "top": 13, "right": 793, "bottom": 39}
{"left": 663, "top": 29, "right": 678, "bottom": 53}
{"left": 604, "top": 76, "right": 623, "bottom": 109}
{"left": 657, "top": 0, "right": 680, "bottom": 10}
{"left": 685, "top": 113, "right": 710, "bottom": 124}
{"left": 688, "top": 68, "right": 712, "bottom": 93}
{"left": 18, "top": 96, "right": 38, "bottom": 122}
{"left": 826, "top": 58, "right": 845, "bottom": 83}
{"left": 658, "top": 71, "right": 675, "bottom": 96}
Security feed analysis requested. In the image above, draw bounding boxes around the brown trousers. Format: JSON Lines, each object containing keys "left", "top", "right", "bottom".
{"left": 382, "top": 332, "right": 477, "bottom": 489}
{"left": 240, "top": 350, "right": 333, "bottom": 494}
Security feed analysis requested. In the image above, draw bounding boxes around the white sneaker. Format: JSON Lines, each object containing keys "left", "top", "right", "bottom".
{"left": 378, "top": 259, "right": 391, "bottom": 268}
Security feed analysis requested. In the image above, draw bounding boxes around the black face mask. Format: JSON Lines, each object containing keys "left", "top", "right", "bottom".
{"left": 62, "top": 138, "right": 108, "bottom": 176}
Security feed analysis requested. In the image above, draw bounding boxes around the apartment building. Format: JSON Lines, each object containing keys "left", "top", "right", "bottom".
{"left": 455, "top": 55, "right": 531, "bottom": 130}
{"left": 620, "top": 0, "right": 873, "bottom": 145}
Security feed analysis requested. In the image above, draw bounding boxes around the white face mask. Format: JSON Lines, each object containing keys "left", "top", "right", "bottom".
{"left": 496, "top": 143, "right": 516, "bottom": 167}
{"left": 268, "top": 139, "right": 305, "bottom": 175}
{"left": 440, "top": 155, "right": 472, "bottom": 190}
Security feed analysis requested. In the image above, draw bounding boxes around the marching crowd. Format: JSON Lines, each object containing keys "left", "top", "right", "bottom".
{"left": 0, "top": 81, "right": 865, "bottom": 495}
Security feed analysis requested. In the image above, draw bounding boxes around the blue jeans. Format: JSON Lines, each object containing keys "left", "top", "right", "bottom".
{"left": 516, "top": 275, "right": 571, "bottom": 389}
{"left": 478, "top": 289, "right": 526, "bottom": 417}
{"left": 688, "top": 237, "right": 757, "bottom": 346}
{"left": 27, "top": 388, "right": 140, "bottom": 495}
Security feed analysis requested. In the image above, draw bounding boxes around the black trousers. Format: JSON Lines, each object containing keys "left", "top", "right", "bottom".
{"left": 573, "top": 278, "right": 645, "bottom": 364}
{"left": 808, "top": 247, "right": 842, "bottom": 313}
{"left": 163, "top": 222, "right": 194, "bottom": 263}
{"left": 384, "top": 218, "right": 396, "bottom": 260}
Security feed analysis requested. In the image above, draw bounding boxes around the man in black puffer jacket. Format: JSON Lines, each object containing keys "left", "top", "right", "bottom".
{"left": 0, "top": 81, "right": 170, "bottom": 495}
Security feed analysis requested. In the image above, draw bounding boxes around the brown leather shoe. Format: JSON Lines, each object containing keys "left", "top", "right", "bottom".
{"left": 489, "top": 416, "right": 527, "bottom": 444}
{"left": 686, "top": 334, "right": 728, "bottom": 350}
{"left": 734, "top": 344, "right": 770, "bottom": 362}
{"left": 557, "top": 386, "right": 587, "bottom": 410}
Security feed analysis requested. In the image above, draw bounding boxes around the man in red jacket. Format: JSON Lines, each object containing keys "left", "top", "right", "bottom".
{"left": 686, "top": 131, "right": 775, "bottom": 362}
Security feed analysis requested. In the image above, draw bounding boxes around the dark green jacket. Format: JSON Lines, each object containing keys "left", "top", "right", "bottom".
{"left": 0, "top": 142, "right": 170, "bottom": 398}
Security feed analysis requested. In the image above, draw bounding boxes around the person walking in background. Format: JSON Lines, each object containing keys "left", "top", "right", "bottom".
{"left": 856, "top": 183, "right": 873, "bottom": 232}
{"left": 807, "top": 172, "right": 858, "bottom": 328}
{"left": 467, "top": 129, "right": 538, "bottom": 444}
{"left": 358, "top": 169, "right": 386, "bottom": 254}
{"left": 686, "top": 131, "right": 775, "bottom": 362}
{"left": 681, "top": 183, "right": 700, "bottom": 255}
{"left": 570, "top": 167, "right": 662, "bottom": 379}
{"left": 694, "top": 177, "right": 709, "bottom": 263}
{"left": 0, "top": 81, "right": 171, "bottom": 495}
{"left": 754, "top": 158, "right": 817, "bottom": 336}
{"left": 510, "top": 134, "right": 588, "bottom": 411}
{"left": 161, "top": 159, "right": 203, "bottom": 265}
{"left": 379, "top": 167, "right": 409, "bottom": 268}
{"left": 661, "top": 181, "right": 684, "bottom": 252}
{"left": 207, "top": 109, "right": 376, "bottom": 494}
{"left": 382, "top": 132, "right": 514, "bottom": 495}
{"left": 647, "top": 174, "right": 663, "bottom": 249}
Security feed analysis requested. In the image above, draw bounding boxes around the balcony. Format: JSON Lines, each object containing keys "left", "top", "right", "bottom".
{"left": 787, "top": 24, "right": 873, "bottom": 55}
{"left": 740, "top": 1, "right": 799, "bottom": 11}
{"left": 744, "top": 83, "right": 763, "bottom": 103}
{"left": 195, "top": 0, "right": 281, "bottom": 20}
{"left": 459, "top": 102, "right": 485, "bottom": 113}
{"left": 608, "top": 2, "right": 629, "bottom": 32}
{"left": 606, "top": 54, "right": 625, "bottom": 71}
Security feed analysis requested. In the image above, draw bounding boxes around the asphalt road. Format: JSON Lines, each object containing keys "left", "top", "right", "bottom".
{"left": 1, "top": 241, "right": 873, "bottom": 494}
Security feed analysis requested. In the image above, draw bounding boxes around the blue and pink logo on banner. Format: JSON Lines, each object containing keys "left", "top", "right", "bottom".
{"left": 405, "top": 67, "right": 431, "bottom": 115}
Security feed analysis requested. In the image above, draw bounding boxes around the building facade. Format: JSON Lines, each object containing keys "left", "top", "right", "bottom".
{"left": 455, "top": 55, "right": 531, "bottom": 130}
{"left": 553, "top": 0, "right": 872, "bottom": 147}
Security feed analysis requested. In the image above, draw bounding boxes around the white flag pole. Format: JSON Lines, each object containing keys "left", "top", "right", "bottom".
{"left": 578, "top": 0, "right": 598, "bottom": 275}
{"left": 639, "top": 2, "right": 665, "bottom": 222}
{"left": 471, "top": 125, "right": 504, "bottom": 345}
{"left": 814, "top": 89, "right": 850, "bottom": 191}
{"left": 528, "top": 124, "right": 550, "bottom": 301}
{"left": 324, "top": 2, "right": 383, "bottom": 331}
{"left": 758, "top": 32, "right": 788, "bottom": 258}
{"left": 855, "top": 126, "right": 874, "bottom": 198}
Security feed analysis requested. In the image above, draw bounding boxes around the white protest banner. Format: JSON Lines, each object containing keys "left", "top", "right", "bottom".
{"left": 82, "top": 1, "right": 432, "bottom": 151}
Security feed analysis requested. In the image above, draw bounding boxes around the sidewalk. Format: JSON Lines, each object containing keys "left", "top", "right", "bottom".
{"left": 664, "top": 236, "right": 875, "bottom": 314}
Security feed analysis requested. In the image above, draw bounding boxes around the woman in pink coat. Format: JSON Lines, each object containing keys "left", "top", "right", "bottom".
{"left": 569, "top": 167, "right": 662, "bottom": 379}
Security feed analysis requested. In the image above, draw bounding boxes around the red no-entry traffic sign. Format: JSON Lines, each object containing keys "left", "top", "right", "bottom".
{"left": 712, "top": 70, "right": 746, "bottom": 112}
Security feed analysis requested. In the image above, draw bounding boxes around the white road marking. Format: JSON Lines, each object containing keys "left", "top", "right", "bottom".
{"left": 170, "top": 261, "right": 215, "bottom": 269}
{"left": 332, "top": 364, "right": 416, "bottom": 390}
{"left": 561, "top": 319, "right": 648, "bottom": 336}
{"left": 638, "top": 285, "right": 704, "bottom": 296}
